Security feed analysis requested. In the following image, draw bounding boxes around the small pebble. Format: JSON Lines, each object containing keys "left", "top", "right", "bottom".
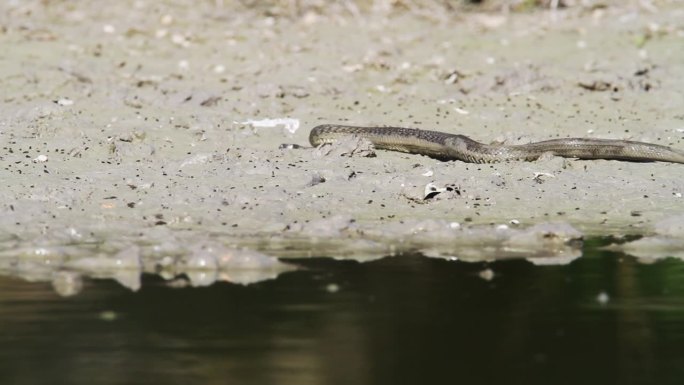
{"left": 171, "top": 34, "right": 189, "bottom": 47}
{"left": 213, "top": 64, "right": 226, "bottom": 74}
{"left": 160, "top": 14, "right": 173, "bottom": 25}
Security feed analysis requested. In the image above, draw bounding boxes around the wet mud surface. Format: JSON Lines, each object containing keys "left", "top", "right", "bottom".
{"left": 1, "top": 1, "right": 683, "bottom": 289}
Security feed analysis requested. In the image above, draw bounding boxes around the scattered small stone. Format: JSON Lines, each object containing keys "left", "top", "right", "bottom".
{"left": 444, "top": 69, "right": 464, "bottom": 84}
{"left": 423, "top": 183, "right": 460, "bottom": 200}
{"left": 289, "top": 86, "right": 310, "bottom": 98}
{"left": 160, "top": 14, "right": 173, "bottom": 25}
{"left": 578, "top": 80, "right": 612, "bottom": 91}
{"left": 200, "top": 96, "right": 222, "bottom": 107}
{"left": 177, "top": 59, "right": 190, "bottom": 70}
{"left": 306, "top": 173, "right": 326, "bottom": 187}
{"left": 279, "top": 143, "right": 305, "bottom": 150}
{"left": 212, "top": 64, "right": 225, "bottom": 74}
{"left": 342, "top": 64, "right": 363, "bottom": 73}
{"left": 533, "top": 172, "right": 555, "bottom": 183}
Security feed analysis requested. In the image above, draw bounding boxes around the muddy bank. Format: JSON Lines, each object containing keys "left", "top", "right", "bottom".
{"left": 1, "top": 1, "right": 683, "bottom": 272}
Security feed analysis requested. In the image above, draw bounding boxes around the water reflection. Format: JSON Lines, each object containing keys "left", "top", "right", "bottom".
{"left": 1, "top": 247, "right": 683, "bottom": 384}
{"left": 2, "top": 231, "right": 682, "bottom": 300}
{"left": 0, "top": 242, "right": 296, "bottom": 296}
{"left": 0, "top": 221, "right": 589, "bottom": 297}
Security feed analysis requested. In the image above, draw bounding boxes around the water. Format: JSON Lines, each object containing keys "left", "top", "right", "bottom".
{"left": 1, "top": 246, "right": 684, "bottom": 385}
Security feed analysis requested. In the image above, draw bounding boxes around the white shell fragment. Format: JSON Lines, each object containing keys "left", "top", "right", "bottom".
{"left": 235, "top": 118, "right": 300, "bottom": 134}
{"left": 424, "top": 182, "right": 447, "bottom": 200}
{"left": 533, "top": 172, "right": 555, "bottom": 180}
{"left": 56, "top": 98, "right": 74, "bottom": 106}
{"left": 420, "top": 183, "right": 460, "bottom": 200}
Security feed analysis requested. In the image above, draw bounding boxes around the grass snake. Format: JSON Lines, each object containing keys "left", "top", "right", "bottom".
{"left": 309, "top": 124, "right": 684, "bottom": 164}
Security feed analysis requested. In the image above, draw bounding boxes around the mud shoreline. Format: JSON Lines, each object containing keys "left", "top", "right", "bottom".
{"left": 1, "top": 1, "right": 683, "bottom": 271}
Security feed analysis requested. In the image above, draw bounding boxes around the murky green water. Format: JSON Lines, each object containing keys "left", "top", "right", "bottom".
{"left": 1, "top": 244, "right": 684, "bottom": 385}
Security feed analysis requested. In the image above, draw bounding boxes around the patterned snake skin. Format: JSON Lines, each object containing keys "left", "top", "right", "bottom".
{"left": 309, "top": 125, "right": 684, "bottom": 164}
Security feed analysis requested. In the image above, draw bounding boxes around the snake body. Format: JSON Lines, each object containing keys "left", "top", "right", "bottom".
{"left": 309, "top": 124, "right": 684, "bottom": 164}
